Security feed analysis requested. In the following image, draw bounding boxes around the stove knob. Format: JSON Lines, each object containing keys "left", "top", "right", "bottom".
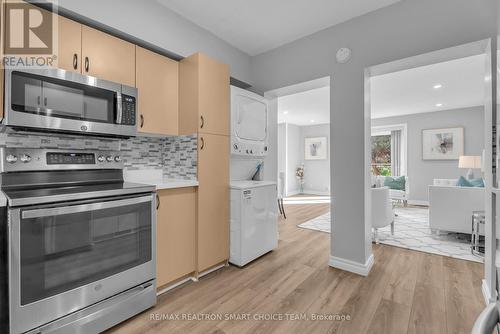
{"left": 114, "top": 156, "right": 122, "bottom": 162}
{"left": 5, "top": 154, "right": 17, "bottom": 163}
{"left": 97, "top": 155, "right": 105, "bottom": 163}
{"left": 20, "top": 154, "right": 31, "bottom": 163}
{"left": 106, "top": 156, "right": 113, "bottom": 162}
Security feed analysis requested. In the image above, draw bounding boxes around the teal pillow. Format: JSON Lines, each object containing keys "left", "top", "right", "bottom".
{"left": 383, "top": 176, "right": 406, "bottom": 191}
{"left": 456, "top": 176, "right": 472, "bottom": 187}
{"left": 470, "top": 178, "right": 485, "bottom": 187}
{"left": 456, "top": 176, "right": 485, "bottom": 188}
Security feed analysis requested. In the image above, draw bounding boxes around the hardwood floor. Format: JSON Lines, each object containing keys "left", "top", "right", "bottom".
{"left": 107, "top": 198, "right": 484, "bottom": 334}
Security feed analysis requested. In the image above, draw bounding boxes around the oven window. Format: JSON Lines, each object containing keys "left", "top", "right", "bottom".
{"left": 19, "top": 199, "right": 152, "bottom": 306}
{"left": 11, "top": 71, "right": 116, "bottom": 123}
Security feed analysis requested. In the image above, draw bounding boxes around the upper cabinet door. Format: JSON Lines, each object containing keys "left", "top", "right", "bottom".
{"left": 136, "top": 46, "right": 179, "bottom": 135}
{"left": 179, "top": 53, "right": 230, "bottom": 136}
{"left": 81, "top": 26, "right": 135, "bottom": 86}
{"left": 198, "top": 54, "right": 230, "bottom": 136}
{"left": 57, "top": 16, "right": 82, "bottom": 73}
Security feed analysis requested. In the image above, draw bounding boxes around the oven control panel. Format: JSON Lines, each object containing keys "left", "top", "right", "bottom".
{"left": 0, "top": 148, "right": 123, "bottom": 172}
{"left": 47, "top": 152, "right": 96, "bottom": 165}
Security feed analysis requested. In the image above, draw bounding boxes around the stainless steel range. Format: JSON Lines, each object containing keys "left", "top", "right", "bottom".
{"left": 0, "top": 148, "right": 157, "bottom": 334}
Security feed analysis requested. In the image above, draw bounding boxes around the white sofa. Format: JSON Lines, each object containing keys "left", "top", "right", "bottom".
{"left": 371, "top": 187, "right": 394, "bottom": 243}
{"left": 428, "top": 179, "right": 485, "bottom": 234}
{"left": 372, "top": 175, "right": 409, "bottom": 206}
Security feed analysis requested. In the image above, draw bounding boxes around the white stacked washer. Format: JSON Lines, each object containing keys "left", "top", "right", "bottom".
{"left": 230, "top": 86, "right": 278, "bottom": 267}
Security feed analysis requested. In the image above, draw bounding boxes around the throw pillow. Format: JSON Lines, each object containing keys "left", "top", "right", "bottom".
{"left": 383, "top": 176, "right": 406, "bottom": 191}
{"left": 456, "top": 176, "right": 485, "bottom": 188}
{"left": 470, "top": 178, "right": 485, "bottom": 187}
{"left": 456, "top": 176, "right": 472, "bottom": 187}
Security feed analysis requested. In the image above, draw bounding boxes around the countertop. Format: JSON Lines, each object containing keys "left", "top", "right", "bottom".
{"left": 124, "top": 169, "right": 199, "bottom": 190}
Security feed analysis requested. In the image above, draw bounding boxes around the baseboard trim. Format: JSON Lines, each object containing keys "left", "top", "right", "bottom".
{"left": 198, "top": 263, "right": 226, "bottom": 278}
{"left": 408, "top": 200, "right": 429, "bottom": 206}
{"left": 157, "top": 276, "right": 195, "bottom": 296}
{"left": 303, "top": 189, "right": 330, "bottom": 196}
{"left": 329, "top": 254, "right": 374, "bottom": 276}
{"left": 285, "top": 190, "right": 300, "bottom": 197}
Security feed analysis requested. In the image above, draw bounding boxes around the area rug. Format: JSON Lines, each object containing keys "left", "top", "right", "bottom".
{"left": 297, "top": 207, "right": 482, "bottom": 263}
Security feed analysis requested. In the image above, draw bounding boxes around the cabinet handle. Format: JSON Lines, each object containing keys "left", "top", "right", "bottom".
{"left": 156, "top": 194, "right": 160, "bottom": 210}
{"left": 84, "top": 56, "right": 89, "bottom": 72}
{"left": 200, "top": 137, "right": 205, "bottom": 150}
{"left": 37, "top": 96, "right": 41, "bottom": 105}
{"left": 73, "top": 53, "right": 78, "bottom": 70}
{"left": 200, "top": 115, "right": 204, "bottom": 129}
{"left": 140, "top": 114, "right": 144, "bottom": 128}
{"left": 44, "top": 97, "right": 47, "bottom": 106}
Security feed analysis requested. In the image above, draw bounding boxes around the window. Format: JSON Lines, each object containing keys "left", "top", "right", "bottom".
{"left": 371, "top": 134, "right": 391, "bottom": 176}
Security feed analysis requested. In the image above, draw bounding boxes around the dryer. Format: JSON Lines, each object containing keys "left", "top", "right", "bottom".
{"left": 231, "top": 86, "right": 269, "bottom": 157}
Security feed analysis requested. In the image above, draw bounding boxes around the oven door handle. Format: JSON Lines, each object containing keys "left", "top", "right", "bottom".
{"left": 21, "top": 195, "right": 152, "bottom": 219}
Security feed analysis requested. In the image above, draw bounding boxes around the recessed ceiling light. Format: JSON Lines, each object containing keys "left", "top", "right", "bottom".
{"left": 283, "top": 110, "right": 289, "bottom": 114}
{"left": 310, "top": 120, "right": 315, "bottom": 123}
{"left": 485, "top": 76, "right": 491, "bottom": 82}
{"left": 433, "top": 84, "right": 442, "bottom": 89}
{"left": 435, "top": 103, "right": 443, "bottom": 107}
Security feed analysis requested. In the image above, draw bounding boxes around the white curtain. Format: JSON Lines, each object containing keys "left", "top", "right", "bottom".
{"left": 391, "top": 130, "right": 402, "bottom": 176}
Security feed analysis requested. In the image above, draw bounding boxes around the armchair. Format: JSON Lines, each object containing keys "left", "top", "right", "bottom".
{"left": 371, "top": 187, "right": 395, "bottom": 243}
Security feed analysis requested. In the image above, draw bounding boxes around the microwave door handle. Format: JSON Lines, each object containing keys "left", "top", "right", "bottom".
{"left": 21, "top": 195, "right": 151, "bottom": 219}
{"left": 116, "top": 92, "right": 123, "bottom": 124}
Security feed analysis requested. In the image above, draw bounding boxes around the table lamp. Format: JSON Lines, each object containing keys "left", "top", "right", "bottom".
{"left": 458, "top": 155, "right": 482, "bottom": 180}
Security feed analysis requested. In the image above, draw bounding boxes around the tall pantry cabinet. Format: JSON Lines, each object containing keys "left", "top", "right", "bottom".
{"left": 179, "top": 53, "right": 230, "bottom": 273}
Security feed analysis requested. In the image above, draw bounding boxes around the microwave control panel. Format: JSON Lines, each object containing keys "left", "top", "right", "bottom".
{"left": 121, "top": 95, "right": 136, "bottom": 126}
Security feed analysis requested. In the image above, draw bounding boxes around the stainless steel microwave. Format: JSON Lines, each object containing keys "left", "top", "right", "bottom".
{"left": 3, "top": 68, "right": 137, "bottom": 137}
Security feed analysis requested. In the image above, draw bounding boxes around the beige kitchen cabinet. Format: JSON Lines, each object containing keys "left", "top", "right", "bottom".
{"left": 9, "top": 4, "right": 81, "bottom": 73}
{"left": 57, "top": 15, "right": 82, "bottom": 73}
{"left": 81, "top": 26, "right": 135, "bottom": 86}
{"left": 136, "top": 46, "right": 179, "bottom": 135}
{"left": 156, "top": 187, "right": 196, "bottom": 289}
{"left": 197, "top": 133, "right": 230, "bottom": 272}
{"left": 179, "top": 53, "right": 230, "bottom": 136}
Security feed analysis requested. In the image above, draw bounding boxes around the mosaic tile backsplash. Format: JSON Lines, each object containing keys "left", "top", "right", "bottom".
{"left": 0, "top": 127, "right": 198, "bottom": 180}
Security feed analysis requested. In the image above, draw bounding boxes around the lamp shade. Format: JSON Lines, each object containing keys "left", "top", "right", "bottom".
{"left": 458, "top": 155, "right": 482, "bottom": 169}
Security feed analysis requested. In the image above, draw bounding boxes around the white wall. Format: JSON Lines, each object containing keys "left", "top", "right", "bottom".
{"left": 250, "top": 0, "right": 497, "bottom": 270}
{"left": 372, "top": 107, "right": 485, "bottom": 203}
{"left": 48, "top": 0, "right": 252, "bottom": 84}
{"left": 277, "top": 123, "right": 287, "bottom": 195}
{"left": 278, "top": 123, "right": 331, "bottom": 196}
{"left": 263, "top": 98, "right": 278, "bottom": 182}
{"left": 285, "top": 123, "right": 301, "bottom": 195}
{"left": 299, "top": 124, "right": 331, "bottom": 195}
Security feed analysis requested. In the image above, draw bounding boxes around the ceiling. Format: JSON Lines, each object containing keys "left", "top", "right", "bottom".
{"left": 277, "top": 54, "right": 486, "bottom": 125}
{"left": 370, "top": 54, "right": 486, "bottom": 118}
{"left": 278, "top": 86, "right": 330, "bottom": 126}
{"left": 156, "top": 0, "right": 401, "bottom": 56}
